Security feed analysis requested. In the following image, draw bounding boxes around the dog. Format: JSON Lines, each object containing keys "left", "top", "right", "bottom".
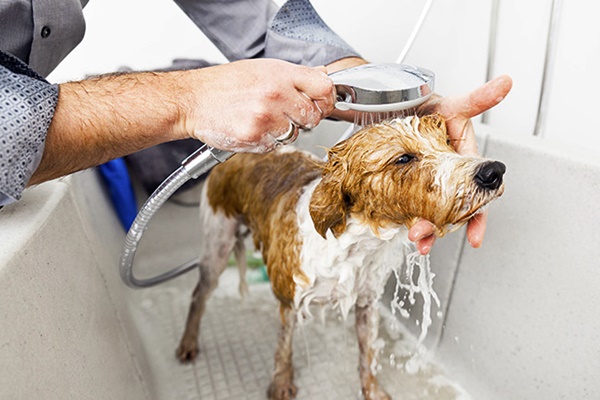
{"left": 175, "top": 114, "right": 506, "bottom": 400}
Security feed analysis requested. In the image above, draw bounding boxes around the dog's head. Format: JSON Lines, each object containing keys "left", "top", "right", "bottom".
{"left": 309, "top": 114, "right": 505, "bottom": 238}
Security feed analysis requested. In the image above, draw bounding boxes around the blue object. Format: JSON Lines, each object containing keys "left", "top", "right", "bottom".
{"left": 98, "top": 158, "right": 138, "bottom": 230}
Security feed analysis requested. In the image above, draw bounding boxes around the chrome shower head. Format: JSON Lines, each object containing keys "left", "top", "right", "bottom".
{"left": 330, "top": 63, "right": 435, "bottom": 112}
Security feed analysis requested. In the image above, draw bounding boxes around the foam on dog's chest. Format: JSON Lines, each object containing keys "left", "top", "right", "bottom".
{"left": 293, "top": 180, "right": 409, "bottom": 320}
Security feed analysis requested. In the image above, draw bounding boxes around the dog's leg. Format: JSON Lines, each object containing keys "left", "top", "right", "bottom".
{"left": 234, "top": 230, "right": 249, "bottom": 298}
{"left": 267, "top": 304, "right": 297, "bottom": 400}
{"left": 176, "top": 214, "right": 239, "bottom": 363}
{"left": 176, "top": 259, "right": 232, "bottom": 362}
{"left": 355, "top": 303, "right": 391, "bottom": 400}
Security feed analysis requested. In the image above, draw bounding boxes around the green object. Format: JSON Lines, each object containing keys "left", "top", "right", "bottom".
{"left": 228, "top": 251, "right": 265, "bottom": 269}
{"left": 248, "top": 265, "right": 270, "bottom": 283}
{"left": 227, "top": 251, "right": 269, "bottom": 283}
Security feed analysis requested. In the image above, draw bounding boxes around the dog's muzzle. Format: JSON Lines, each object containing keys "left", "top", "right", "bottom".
{"left": 474, "top": 161, "right": 506, "bottom": 190}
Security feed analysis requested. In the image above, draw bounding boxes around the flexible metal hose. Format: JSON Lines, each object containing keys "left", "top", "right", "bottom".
{"left": 119, "top": 145, "right": 231, "bottom": 288}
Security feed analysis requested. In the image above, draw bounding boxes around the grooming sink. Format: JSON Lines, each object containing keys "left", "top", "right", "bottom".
{"left": 1, "top": 120, "right": 599, "bottom": 399}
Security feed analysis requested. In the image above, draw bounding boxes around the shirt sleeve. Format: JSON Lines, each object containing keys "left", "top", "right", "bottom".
{"left": 0, "top": 50, "right": 58, "bottom": 206}
{"left": 264, "top": 0, "right": 361, "bottom": 66}
{"left": 173, "top": 0, "right": 361, "bottom": 66}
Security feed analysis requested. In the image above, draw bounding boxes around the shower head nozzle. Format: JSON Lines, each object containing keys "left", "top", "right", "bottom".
{"left": 330, "top": 63, "right": 435, "bottom": 113}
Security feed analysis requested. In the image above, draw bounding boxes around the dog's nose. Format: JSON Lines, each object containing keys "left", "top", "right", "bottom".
{"left": 474, "top": 161, "right": 506, "bottom": 190}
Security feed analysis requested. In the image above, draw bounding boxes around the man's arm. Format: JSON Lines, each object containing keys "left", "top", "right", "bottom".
{"left": 29, "top": 59, "right": 335, "bottom": 185}
{"left": 174, "top": 0, "right": 361, "bottom": 67}
{"left": 29, "top": 71, "right": 184, "bottom": 185}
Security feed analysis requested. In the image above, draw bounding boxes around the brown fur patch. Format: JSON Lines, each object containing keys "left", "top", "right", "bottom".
{"left": 207, "top": 151, "right": 322, "bottom": 305}
{"left": 309, "top": 114, "right": 500, "bottom": 238}
{"left": 207, "top": 113, "right": 503, "bottom": 302}
{"left": 189, "top": 114, "right": 505, "bottom": 399}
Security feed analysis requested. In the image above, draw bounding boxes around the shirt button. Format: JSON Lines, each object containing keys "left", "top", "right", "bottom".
{"left": 41, "top": 26, "right": 51, "bottom": 38}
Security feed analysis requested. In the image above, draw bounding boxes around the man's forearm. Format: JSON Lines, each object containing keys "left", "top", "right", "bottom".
{"left": 28, "top": 58, "right": 338, "bottom": 186}
{"left": 29, "top": 71, "right": 188, "bottom": 185}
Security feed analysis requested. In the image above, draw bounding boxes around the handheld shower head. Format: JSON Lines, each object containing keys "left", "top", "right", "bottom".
{"left": 330, "top": 63, "right": 435, "bottom": 112}
{"left": 121, "top": 62, "right": 437, "bottom": 289}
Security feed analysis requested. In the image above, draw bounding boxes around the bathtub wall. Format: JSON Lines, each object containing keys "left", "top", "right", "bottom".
{"left": 1, "top": 124, "right": 599, "bottom": 399}
{"left": 438, "top": 128, "right": 600, "bottom": 399}
{"left": 0, "top": 172, "right": 156, "bottom": 400}
{"left": 393, "top": 123, "right": 600, "bottom": 399}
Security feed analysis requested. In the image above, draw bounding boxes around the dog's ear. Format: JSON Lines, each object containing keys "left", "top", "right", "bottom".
{"left": 309, "top": 158, "right": 349, "bottom": 239}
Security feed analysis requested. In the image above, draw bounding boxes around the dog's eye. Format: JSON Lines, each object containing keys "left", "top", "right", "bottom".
{"left": 396, "top": 154, "right": 415, "bottom": 165}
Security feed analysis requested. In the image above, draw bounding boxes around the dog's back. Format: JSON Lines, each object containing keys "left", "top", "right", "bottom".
{"left": 203, "top": 149, "right": 323, "bottom": 306}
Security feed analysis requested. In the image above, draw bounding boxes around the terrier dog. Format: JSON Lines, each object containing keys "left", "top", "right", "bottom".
{"left": 176, "top": 114, "right": 505, "bottom": 400}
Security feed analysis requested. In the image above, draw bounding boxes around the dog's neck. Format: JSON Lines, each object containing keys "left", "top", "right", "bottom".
{"left": 292, "top": 179, "right": 412, "bottom": 321}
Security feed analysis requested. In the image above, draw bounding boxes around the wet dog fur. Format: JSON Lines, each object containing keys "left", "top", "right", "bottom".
{"left": 175, "top": 114, "right": 505, "bottom": 400}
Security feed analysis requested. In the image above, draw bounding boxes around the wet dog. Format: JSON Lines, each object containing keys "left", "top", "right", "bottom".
{"left": 176, "top": 114, "right": 505, "bottom": 400}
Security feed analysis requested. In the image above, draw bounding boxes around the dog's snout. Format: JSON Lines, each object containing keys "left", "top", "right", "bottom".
{"left": 474, "top": 161, "right": 506, "bottom": 190}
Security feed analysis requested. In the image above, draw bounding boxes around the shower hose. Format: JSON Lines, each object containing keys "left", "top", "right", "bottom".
{"left": 119, "top": 145, "right": 232, "bottom": 288}
{"left": 119, "top": 0, "right": 435, "bottom": 289}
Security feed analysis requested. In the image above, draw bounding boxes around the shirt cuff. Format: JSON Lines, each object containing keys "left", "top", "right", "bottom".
{"left": 0, "top": 51, "right": 58, "bottom": 205}
{"left": 265, "top": 0, "right": 361, "bottom": 67}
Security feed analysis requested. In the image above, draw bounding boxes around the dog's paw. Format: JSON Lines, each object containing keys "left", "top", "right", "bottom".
{"left": 267, "top": 381, "right": 298, "bottom": 400}
{"left": 175, "top": 339, "right": 199, "bottom": 363}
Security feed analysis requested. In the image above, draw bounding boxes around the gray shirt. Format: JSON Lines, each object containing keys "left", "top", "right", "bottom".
{"left": 0, "top": 0, "right": 359, "bottom": 205}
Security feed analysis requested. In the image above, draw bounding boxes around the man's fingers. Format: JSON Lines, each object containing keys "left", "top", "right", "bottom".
{"left": 466, "top": 211, "right": 488, "bottom": 248}
{"left": 408, "top": 219, "right": 436, "bottom": 242}
{"left": 293, "top": 66, "right": 336, "bottom": 117}
{"left": 416, "top": 234, "right": 436, "bottom": 255}
{"left": 288, "top": 91, "right": 325, "bottom": 130}
{"left": 444, "top": 75, "right": 513, "bottom": 119}
{"left": 446, "top": 118, "right": 478, "bottom": 156}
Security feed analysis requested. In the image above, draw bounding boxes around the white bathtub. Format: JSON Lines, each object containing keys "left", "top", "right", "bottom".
{"left": 1, "top": 121, "right": 599, "bottom": 399}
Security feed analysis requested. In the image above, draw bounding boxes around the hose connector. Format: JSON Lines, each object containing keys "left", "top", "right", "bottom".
{"left": 182, "top": 146, "right": 233, "bottom": 179}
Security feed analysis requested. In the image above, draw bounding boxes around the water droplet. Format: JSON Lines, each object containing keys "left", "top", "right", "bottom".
{"left": 405, "top": 357, "right": 420, "bottom": 374}
{"left": 389, "top": 353, "right": 397, "bottom": 367}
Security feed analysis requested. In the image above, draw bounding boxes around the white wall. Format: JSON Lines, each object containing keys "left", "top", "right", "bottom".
{"left": 484, "top": 0, "right": 553, "bottom": 136}
{"left": 543, "top": 1, "right": 600, "bottom": 145}
{"left": 48, "top": 0, "right": 600, "bottom": 151}
{"left": 48, "top": 0, "right": 227, "bottom": 81}
{"left": 312, "top": 0, "right": 493, "bottom": 113}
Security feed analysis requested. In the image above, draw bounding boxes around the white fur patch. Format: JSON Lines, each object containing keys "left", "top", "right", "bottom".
{"left": 293, "top": 179, "right": 412, "bottom": 322}
{"left": 432, "top": 153, "right": 465, "bottom": 199}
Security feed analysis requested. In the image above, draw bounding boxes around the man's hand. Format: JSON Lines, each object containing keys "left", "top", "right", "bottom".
{"left": 410, "top": 75, "right": 513, "bottom": 254}
{"left": 31, "top": 59, "right": 336, "bottom": 185}
{"left": 181, "top": 59, "right": 336, "bottom": 153}
{"left": 324, "top": 57, "right": 369, "bottom": 121}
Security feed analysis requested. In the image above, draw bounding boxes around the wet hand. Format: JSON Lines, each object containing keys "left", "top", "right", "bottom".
{"left": 180, "top": 59, "right": 336, "bottom": 153}
{"left": 410, "top": 75, "right": 513, "bottom": 254}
